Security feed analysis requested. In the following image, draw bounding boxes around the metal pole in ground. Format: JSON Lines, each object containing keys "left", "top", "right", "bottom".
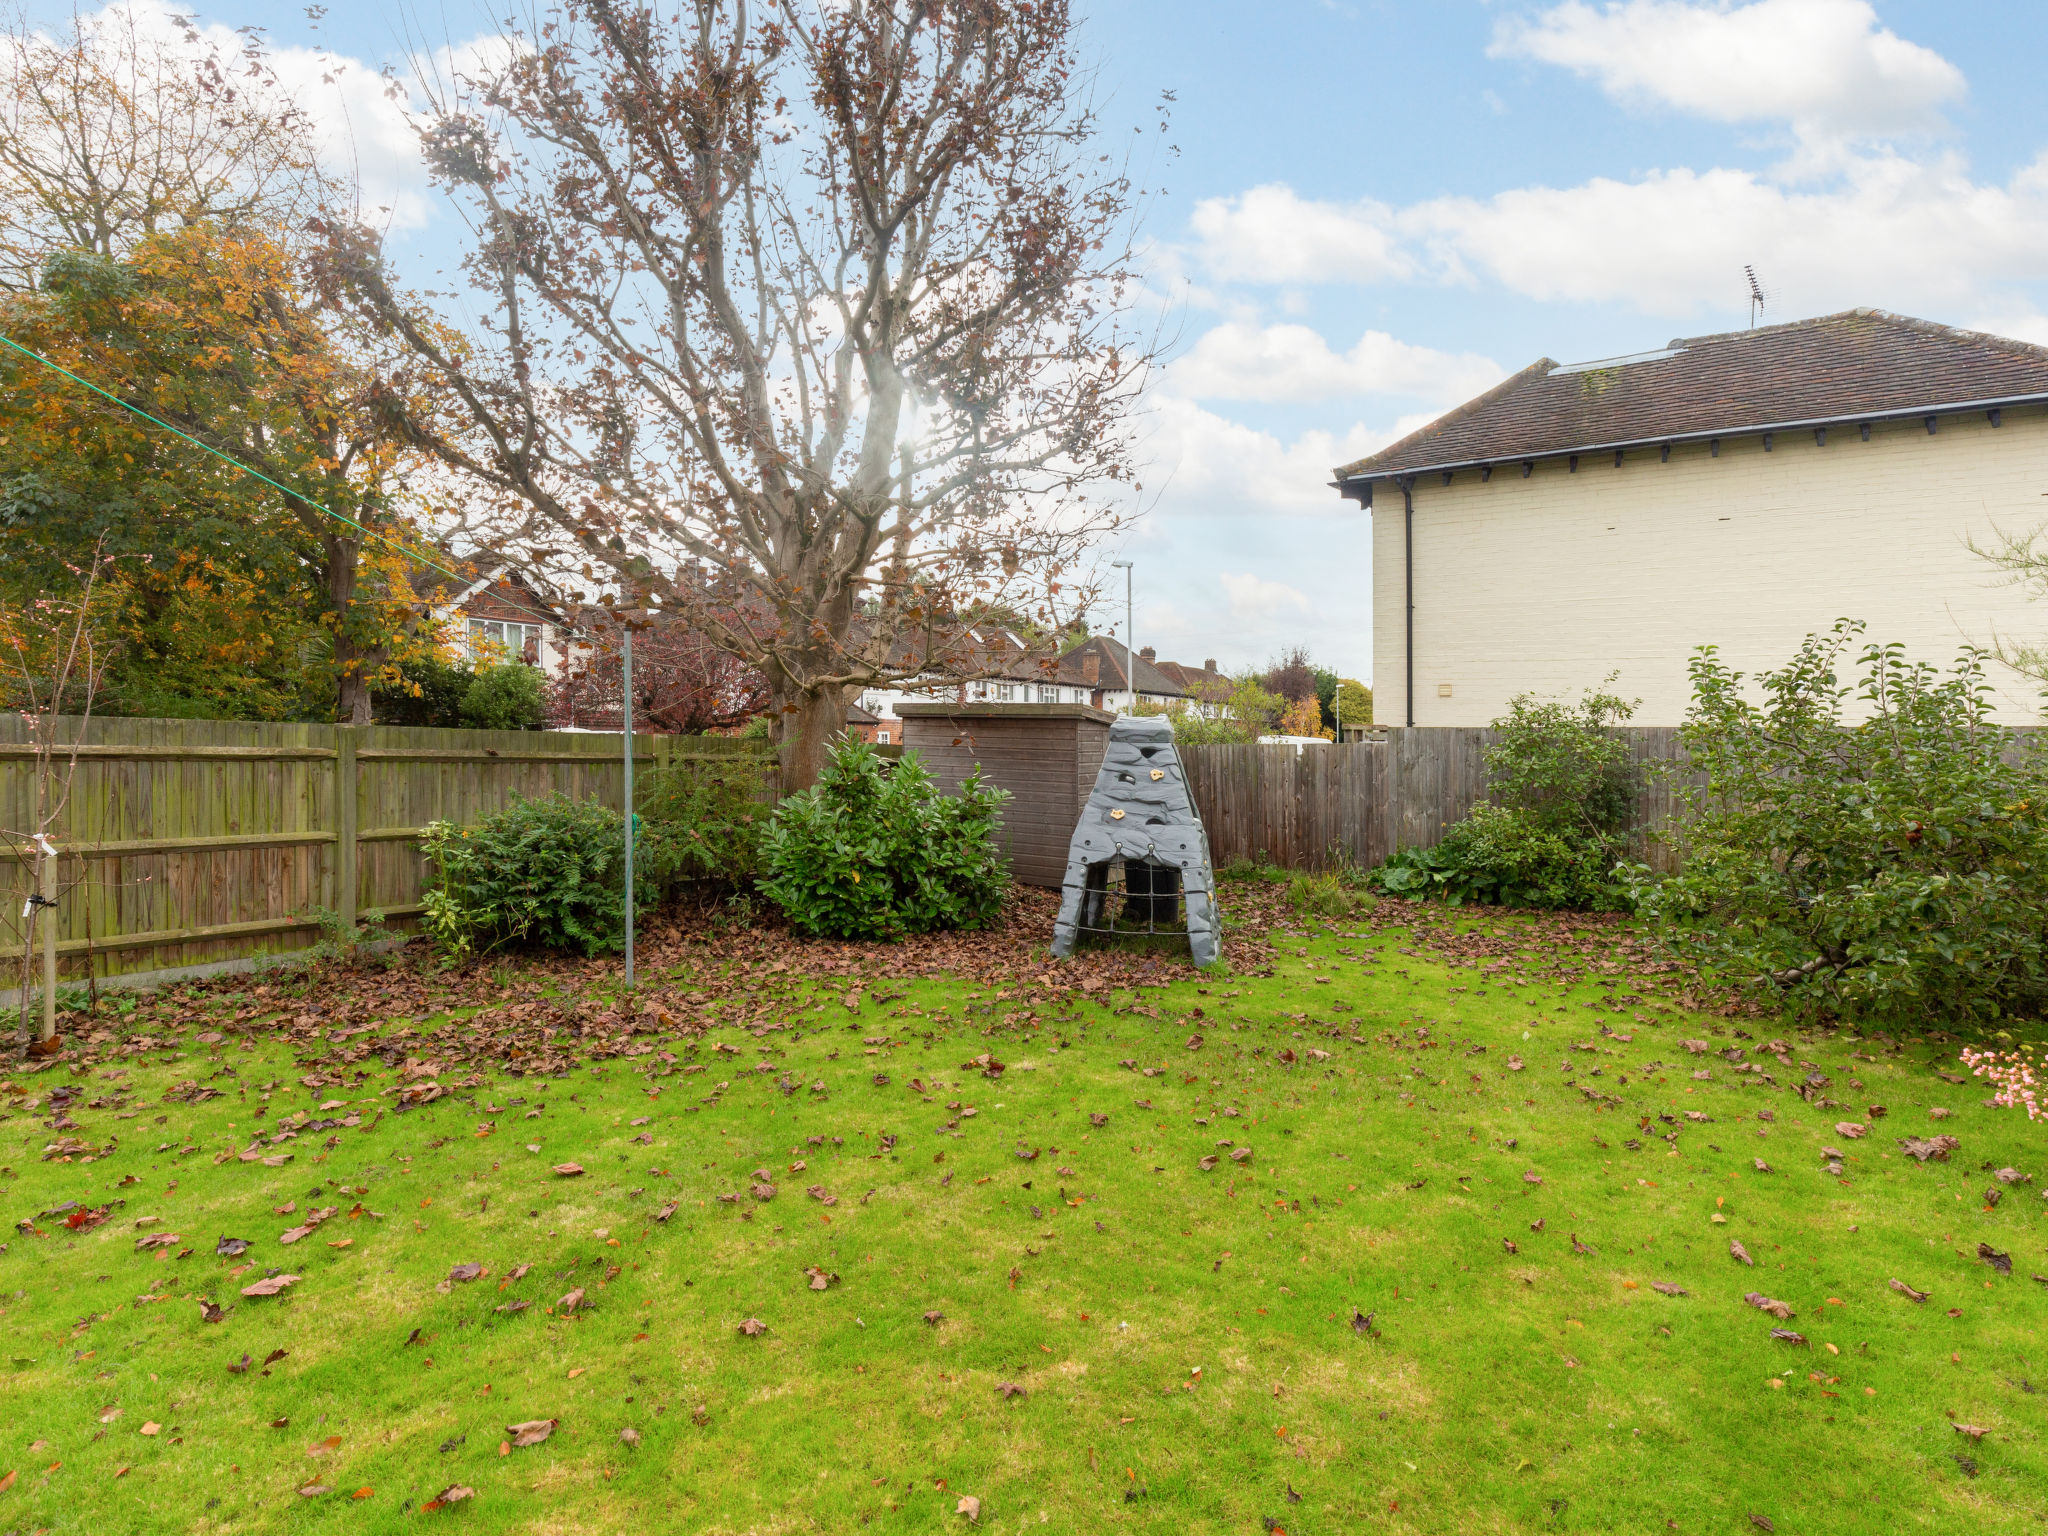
{"left": 622, "top": 625, "right": 635, "bottom": 991}
{"left": 38, "top": 835, "right": 56, "bottom": 1042}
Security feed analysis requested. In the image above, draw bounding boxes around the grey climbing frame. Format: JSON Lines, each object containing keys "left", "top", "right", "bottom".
{"left": 1049, "top": 713, "right": 1220, "bottom": 967}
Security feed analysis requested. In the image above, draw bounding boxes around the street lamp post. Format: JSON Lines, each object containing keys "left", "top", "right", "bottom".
{"left": 1110, "top": 558, "right": 1134, "bottom": 711}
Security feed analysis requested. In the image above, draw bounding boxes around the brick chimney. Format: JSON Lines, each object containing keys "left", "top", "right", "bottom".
{"left": 1139, "top": 646, "right": 1156, "bottom": 662}
{"left": 1082, "top": 654, "right": 1100, "bottom": 684}
{"left": 1203, "top": 658, "right": 1217, "bottom": 672}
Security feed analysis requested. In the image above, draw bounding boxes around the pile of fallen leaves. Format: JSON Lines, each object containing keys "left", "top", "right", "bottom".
{"left": 9, "top": 884, "right": 1281, "bottom": 1086}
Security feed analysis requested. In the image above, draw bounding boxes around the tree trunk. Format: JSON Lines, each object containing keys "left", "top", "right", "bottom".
{"left": 321, "top": 530, "right": 374, "bottom": 725}
{"left": 777, "top": 683, "right": 846, "bottom": 795}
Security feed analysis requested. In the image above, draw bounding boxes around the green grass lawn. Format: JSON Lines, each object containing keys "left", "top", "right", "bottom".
{"left": 2, "top": 887, "right": 2044, "bottom": 1534}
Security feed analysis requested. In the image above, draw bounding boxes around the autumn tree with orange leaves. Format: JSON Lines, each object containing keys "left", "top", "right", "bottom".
{"left": 0, "top": 225, "right": 459, "bottom": 721}
{"left": 328, "top": 0, "right": 1161, "bottom": 789}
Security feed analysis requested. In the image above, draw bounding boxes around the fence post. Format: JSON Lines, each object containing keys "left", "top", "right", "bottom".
{"left": 335, "top": 727, "right": 358, "bottom": 935}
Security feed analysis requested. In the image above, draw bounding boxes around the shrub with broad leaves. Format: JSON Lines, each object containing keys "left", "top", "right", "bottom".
{"left": 420, "top": 793, "right": 673, "bottom": 957}
{"left": 1370, "top": 684, "right": 1638, "bottom": 910}
{"left": 759, "top": 736, "right": 1009, "bottom": 940}
{"left": 1626, "top": 622, "right": 2048, "bottom": 1027}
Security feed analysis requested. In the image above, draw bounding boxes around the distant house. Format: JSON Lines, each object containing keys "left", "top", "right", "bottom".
{"left": 855, "top": 631, "right": 1226, "bottom": 734}
{"left": 431, "top": 565, "right": 574, "bottom": 676}
{"left": 1333, "top": 309, "right": 2048, "bottom": 726}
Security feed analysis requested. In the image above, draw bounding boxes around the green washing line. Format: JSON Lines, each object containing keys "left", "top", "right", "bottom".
{"left": 0, "top": 331, "right": 465, "bottom": 584}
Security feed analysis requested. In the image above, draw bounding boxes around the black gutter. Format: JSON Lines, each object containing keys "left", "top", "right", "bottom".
{"left": 1334, "top": 389, "right": 2048, "bottom": 498}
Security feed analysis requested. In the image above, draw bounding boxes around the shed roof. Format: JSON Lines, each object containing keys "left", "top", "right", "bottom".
{"left": 1334, "top": 308, "right": 2048, "bottom": 487}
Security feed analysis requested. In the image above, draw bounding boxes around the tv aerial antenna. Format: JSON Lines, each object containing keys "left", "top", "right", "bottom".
{"left": 1744, "top": 265, "right": 1770, "bottom": 329}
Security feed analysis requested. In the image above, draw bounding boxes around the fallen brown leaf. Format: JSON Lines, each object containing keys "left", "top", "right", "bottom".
{"left": 240, "top": 1274, "right": 300, "bottom": 1298}
{"left": 737, "top": 1317, "right": 768, "bottom": 1336}
{"left": 1744, "top": 1292, "right": 1795, "bottom": 1321}
{"left": 506, "top": 1419, "right": 557, "bottom": 1448}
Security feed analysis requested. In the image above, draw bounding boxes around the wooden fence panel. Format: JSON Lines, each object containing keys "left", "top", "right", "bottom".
{"left": 0, "top": 716, "right": 754, "bottom": 988}
{"left": 1182, "top": 726, "right": 1703, "bottom": 875}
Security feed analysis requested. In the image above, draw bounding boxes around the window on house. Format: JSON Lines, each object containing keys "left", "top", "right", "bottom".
{"left": 877, "top": 730, "right": 891, "bottom": 744}
{"left": 469, "top": 619, "right": 542, "bottom": 660}
{"left": 995, "top": 683, "right": 1016, "bottom": 702}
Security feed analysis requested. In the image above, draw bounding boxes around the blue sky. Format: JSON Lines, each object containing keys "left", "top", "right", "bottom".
{"left": 38, "top": 0, "right": 2048, "bottom": 687}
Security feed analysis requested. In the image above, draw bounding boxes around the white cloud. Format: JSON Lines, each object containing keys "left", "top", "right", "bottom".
{"left": 1413, "top": 149, "right": 2048, "bottom": 318}
{"left": 80, "top": 0, "right": 508, "bottom": 233}
{"left": 1167, "top": 322, "right": 1505, "bottom": 404}
{"left": 1139, "top": 396, "right": 1399, "bottom": 517}
{"left": 1179, "top": 153, "right": 2048, "bottom": 324}
{"left": 1491, "top": 0, "right": 1964, "bottom": 140}
{"left": 1187, "top": 184, "right": 1408, "bottom": 285}
{"left": 1220, "top": 571, "right": 1312, "bottom": 620}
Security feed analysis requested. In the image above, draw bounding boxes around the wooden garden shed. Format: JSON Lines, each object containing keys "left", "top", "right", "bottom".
{"left": 895, "top": 702, "right": 1114, "bottom": 887}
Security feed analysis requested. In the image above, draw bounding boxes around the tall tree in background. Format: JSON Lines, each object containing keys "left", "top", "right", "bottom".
{"left": 0, "top": 7, "right": 334, "bottom": 290}
{"left": 0, "top": 9, "right": 463, "bottom": 721}
{"left": 330, "top": 0, "right": 1159, "bottom": 789}
{"left": 0, "top": 227, "right": 456, "bottom": 721}
{"left": 1263, "top": 645, "right": 1316, "bottom": 705}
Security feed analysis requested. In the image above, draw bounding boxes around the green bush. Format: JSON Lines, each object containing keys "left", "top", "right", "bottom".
{"left": 458, "top": 662, "right": 545, "bottom": 731}
{"left": 375, "top": 655, "right": 476, "bottom": 728}
{"left": 636, "top": 753, "right": 771, "bottom": 889}
{"left": 419, "top": 794, "right": 672, "bottom": 958}
{"left": 759, "top": 737, "right": 1009, "bottom": 940}
{"left": 1370, "top": 685, "right": 1638, "bottom": 910}
{"left": 1626, "top": 623, "right": 2048, "bottom": 1027}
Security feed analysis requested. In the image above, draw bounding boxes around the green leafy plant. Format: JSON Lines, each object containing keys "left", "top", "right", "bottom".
{"left": 759, "top": 736, "right": 1009, "bottom": 940}
{"left": 1626, "top": 622, "right": 2048, "bottom": 1027}
{"left": 636, "top": 753, "right": 772, "bottom": 889}
{"left": 458, "top": 661, "right": 546, "bottom": 731}
{"left": 418, "top": 794, "right": 672, "bottom": 957}
{"left": 375, "top": 654, "right": 477, "bottom": 728}
{"left": 1370, "top": 685, "right": 1638, "bottom": 910}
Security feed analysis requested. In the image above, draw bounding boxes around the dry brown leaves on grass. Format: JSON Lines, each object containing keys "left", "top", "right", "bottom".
{"left": 19, "top": 885, "right": 1280, "bottom": 1087}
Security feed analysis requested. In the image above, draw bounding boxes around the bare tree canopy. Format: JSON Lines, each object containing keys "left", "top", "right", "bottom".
{"left": 0, "top": 5, "right": 337, "bottom": 289}
{"left": 325, "top": 0, "right": 1158, "bottom": 788}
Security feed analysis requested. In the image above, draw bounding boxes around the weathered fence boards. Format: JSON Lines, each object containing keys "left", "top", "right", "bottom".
{"left": 1179, "top": 727, "right": 1691, "bottom": 873}
{"left": 0, "top": 716, "right": 766, "bottom": 987}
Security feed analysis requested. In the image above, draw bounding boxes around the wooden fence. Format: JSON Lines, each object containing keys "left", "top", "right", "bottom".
{"left": 1179, "top": 728, "right": 1693, "bottom": 873}
{"left": 0, "top": 716, "right": 769, "bottom": 988}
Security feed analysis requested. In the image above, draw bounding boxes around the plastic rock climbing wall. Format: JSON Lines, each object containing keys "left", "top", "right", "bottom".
{"left": 1049, "top": 713, "right": 1220, "bottom": 967}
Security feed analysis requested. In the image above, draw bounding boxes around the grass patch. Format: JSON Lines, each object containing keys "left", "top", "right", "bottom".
{"left": 2, "top": 899, "right": 2044, "bottom": 1532}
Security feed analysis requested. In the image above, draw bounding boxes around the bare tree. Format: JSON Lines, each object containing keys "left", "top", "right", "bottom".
{"left": 0, "top": 5, "right": 337, "bottom": 288}
{"left": 0, "top": 538, "right": 118, "bottom": 1052}
{"left": 324, "top": 0, "right": 1158, "bottom": 790}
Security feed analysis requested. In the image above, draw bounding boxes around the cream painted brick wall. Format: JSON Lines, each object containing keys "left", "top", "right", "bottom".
{"left": 1371, "top": 407, "right": 2048, "bottom": 726}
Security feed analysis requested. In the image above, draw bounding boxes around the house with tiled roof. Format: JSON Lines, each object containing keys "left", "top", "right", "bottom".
{"left": 431, "top": 563, "right": 576, "bottom": 675}
{"left": 1333, "top": 309, "right": 2048, "bottom": 726}
{"left": 855, "top": 631, "right": 1221, "bottom": 740}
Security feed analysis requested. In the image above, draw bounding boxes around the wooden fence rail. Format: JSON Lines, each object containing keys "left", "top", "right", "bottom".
{"left": 1178, "top": 728, "right": 1694, "bottom": 873}
{"left": 0, "top": 716, "right": 769, "bottom": 988}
